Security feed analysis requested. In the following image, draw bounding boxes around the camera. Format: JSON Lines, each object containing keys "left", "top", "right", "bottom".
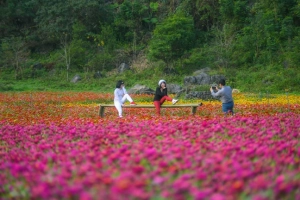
{"left": 211, "top": 84, "right": 218, "bottom": 92}
{"left": 211, "top": 84, "right": 217, "bottom": 89}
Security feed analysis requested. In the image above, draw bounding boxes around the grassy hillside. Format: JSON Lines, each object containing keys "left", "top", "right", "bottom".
{"left": 1, "top": 62, "right": 299, "bottom": 94}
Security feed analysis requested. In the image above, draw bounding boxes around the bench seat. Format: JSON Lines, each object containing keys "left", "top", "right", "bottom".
{"left": 99, "top": 103, "right": 202, "bottom": 117}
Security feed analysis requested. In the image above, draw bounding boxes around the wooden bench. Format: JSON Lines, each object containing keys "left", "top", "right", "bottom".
{"left": 99, "top": 103, "right": 202, "bottom": 118}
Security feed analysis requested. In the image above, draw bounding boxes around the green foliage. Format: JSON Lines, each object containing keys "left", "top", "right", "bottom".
{"left": 148, "top": 12, "right": 195, "bottom": 67}
{"left": 219, "top": 0, "right": 234, "bottom": 22}
{"left": 143, "top": 2, "right": 159, "bottom": 26}
{"left": 113, "top": 0, "right": 157, "bottom": 43}
{"left": 1, "top": 0, "right": 300, "bottom": 93}
{"left": 192, "top": 84, "right": 212, "bottom": 91}
{"left": 0, "top": 0, "right": 36, "bottom": 38}
{"left": 69, "top": 22, "right": 91, "bottom": 71}
{"left": 88, "top": 52, "right": 116, "bottom": 72}
{"left": 234, "top": 65, "right": 300, "bottom": 93}
{"left": 34, "top": 0, "right": 111, "bottom": 40}
{"left": 1, "top": 36, "right": 29, "bottom": 79}
{"left": 179, "top": 0, "right": 219, "bottom": 31}
{"left": 178, "top": 48, "right": 209, "bottom": 75}
{"left": 0, "top": 81, "right": 14, "bottom": 92}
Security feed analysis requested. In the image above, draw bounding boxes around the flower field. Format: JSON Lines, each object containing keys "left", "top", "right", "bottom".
{"left": 0, "top": 92, "right": 299, "bottom": 199}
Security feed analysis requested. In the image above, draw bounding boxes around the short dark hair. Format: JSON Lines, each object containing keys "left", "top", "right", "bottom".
{"left": 116, "top": 80, "right": 124, "bottom": 88}
{"left": 218, "top": 79, "right": 226, "bottom": 86}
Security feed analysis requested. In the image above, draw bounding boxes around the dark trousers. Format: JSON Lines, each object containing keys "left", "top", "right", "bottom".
{"left": 222, "top": 101, "right": 234, "bottom": 114}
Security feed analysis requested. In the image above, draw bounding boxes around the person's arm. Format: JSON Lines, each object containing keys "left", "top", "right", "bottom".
{"left": 155, "top": 87, "right": 161, "bottom": 96}
{"left": 156, "top": 87, "right": 168, "bottom": 97}
{"left": 211, "top": 87, "right": 223, "bottom": 98}
{"left": 154, "top": 87, "right": 163, "bottom": 100}
{"left": 123, "top": 87, "right": 127, "bottom": 94}
{"left": 163, "top": 88, "right": 168, "bottom": 96}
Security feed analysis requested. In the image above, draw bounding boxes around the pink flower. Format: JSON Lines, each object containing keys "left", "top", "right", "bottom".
{"left": 275, "top": 175, "right": 285, "bottom": 184}
{"left": 210, "top": 193, "right": 226, "bottom": 200}
{"left": 195, "top": 171, "right": 207, "bottom": 180}
{"left": 250, "top": 175, "right": 269, "bottom": 191}
{"left": 145, "top": 148, "right": 157, "bottom": 158}
{"left": 192, "top": 188, "right": 213, "bottom": 200}
{"left": 152, "top": 176, "right": 166, "bottom": 185}
{"left": 79, "top": 191, "right": 93, "bottom": 200}
{"left": 132, "top": 165, "right": 144, "bottom": 174}
{"left": 158, "top": 161, "right": 168, "bottom": 168}
{"left": 251, "top": 194, "right": 269, "bottom": 200}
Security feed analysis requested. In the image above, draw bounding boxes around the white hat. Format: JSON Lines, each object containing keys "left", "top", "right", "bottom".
{"left": 158, "top": 79, "right": 166, "bottom": 86}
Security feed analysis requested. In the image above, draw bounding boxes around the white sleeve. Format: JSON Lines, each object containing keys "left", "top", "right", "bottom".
{"left": 123, "top": 87, "right": 128, "bottom": 94}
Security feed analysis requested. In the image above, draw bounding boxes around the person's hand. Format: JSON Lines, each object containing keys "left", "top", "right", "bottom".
{"left": 210, "top": 87, "right": 213, "bottom": 92}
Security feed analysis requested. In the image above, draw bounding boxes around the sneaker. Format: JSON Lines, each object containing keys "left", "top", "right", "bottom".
{"left": 172, "top": 99, "right": 179, "bottom": 105}
{"left": 130, "top": 101, "right": 137, "bottom": 106}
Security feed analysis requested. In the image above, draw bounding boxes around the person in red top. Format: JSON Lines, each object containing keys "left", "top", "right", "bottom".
{"left": 153, "top": 79, "right": 178, "bottom": 115}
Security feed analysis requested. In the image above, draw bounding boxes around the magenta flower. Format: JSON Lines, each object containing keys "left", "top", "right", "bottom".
{"left": 152, "top": 176, "right": 166, "bottom": 185}
{"left": 210, "top": 193, "right": 226, "bottom": 200}
{"left": 132, "top": 165, "right": 144, "bottom": 174}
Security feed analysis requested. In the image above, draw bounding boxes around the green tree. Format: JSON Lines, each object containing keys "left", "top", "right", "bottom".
{"left": 34, "top": 0, "right": 112, "bottom": 44}
{"left": 114, "top": 0, "right": 159, "bottom": 60}
{"left": 180, "top": 0, "right": 220, "bottom": 31}
{"left": 210, "top": 24, "right": 236, "bottom": 68}
{"left": 59, "top": 33, "right": 72, "bottom": 81}
{"left": 70, "top": 22, "right": 91, "bottom": 72}
{"left": 88, "top": 25, "right": 119, "bottom": 72}
{"left": 0, "top": 0, "right": 37, "bottom": 38}
{"left": 1, "top": 37, "right": 29, "bottom": 80}
{"left": 59, "top": 23, "right": 90, "bottom": 81}
{"left": 148, "top": 13, "right": 195, "bottom": 69}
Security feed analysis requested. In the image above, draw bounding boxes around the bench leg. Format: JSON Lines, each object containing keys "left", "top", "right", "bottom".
{"left": 192, "top": 106, "right": 197, "bottom": 115}
{"left": 99, "top": 106, "right": 105, "bottom": 117}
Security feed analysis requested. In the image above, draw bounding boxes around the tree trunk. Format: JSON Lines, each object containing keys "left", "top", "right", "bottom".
{"left": 61, "top": 34, "right": 71, "bottom": 81}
